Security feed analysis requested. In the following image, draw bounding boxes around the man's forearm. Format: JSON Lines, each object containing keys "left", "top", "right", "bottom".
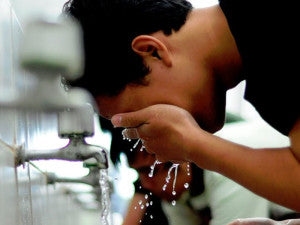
{"left": 189, "top": 130, "right": 300, "bottom": 211}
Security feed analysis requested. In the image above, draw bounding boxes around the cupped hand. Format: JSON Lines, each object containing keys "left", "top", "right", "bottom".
{"left": 111, "top": 104, "right": 202, "bottom": 163}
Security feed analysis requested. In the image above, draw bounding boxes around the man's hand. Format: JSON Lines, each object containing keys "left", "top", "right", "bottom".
{"left": 227, "top": 218, "right": 300, "bottom": 225}
{"left": 111, "top": 104, "right": 202, "bottom": 163}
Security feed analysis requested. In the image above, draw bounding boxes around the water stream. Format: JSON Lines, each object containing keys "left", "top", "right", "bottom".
{"left": 99, "top": 169, "right": 111, "bottom": 225}
{"left": 148, "top": 160, "right": 162, "bottom": 178}
{"left": 122, "top": 129, "right": 191, "bottom": 220}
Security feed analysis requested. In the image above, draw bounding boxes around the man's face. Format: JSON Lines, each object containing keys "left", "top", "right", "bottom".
{"left": 96, "top": 48, "right": 226, "bottom": 132}
{"left": 129, "top": 150, "right": 192, "bottom": 201}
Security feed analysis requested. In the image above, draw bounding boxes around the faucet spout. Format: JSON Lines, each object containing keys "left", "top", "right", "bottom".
{"left": 15, "top": 135, "right": 108, "bottom": 169}
{"left": 46, "top": 167, "right": 101, "bottom": 187}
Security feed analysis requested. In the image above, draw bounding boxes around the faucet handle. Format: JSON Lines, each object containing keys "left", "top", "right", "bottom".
{"left": 58, "top": 103, "right": 95, "bottom": 137}
{"left": 20, "top": 17, "right": 84, "bottom": 80}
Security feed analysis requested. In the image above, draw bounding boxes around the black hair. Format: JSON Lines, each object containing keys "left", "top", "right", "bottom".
{"left": 63, "top": 0, "right": 193, "bottom": 96}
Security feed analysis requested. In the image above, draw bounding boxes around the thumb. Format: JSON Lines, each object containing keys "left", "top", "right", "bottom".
{"left": 111, "top": 109, "right": 149, "bottom": 128}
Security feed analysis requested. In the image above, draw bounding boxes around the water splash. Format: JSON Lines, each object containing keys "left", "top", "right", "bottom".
{"left": 99, "top": 169, "right": 111, "bottom": 225}
{"left": 187, "top": 163, "right": 191, "bottom": 176}
{"left": 139, "top": 145, "right": 146, "bottom": 152}
{"left": 184, "top": 183, "right": 189, "bottom": 189}
{"left": 133, "top": 139, "right": 141, "bottom": 149}
{"left": 122, "top": 128, "right": 131, "bottom": 141}
{"left": 162, "top": 164, "right": 179, "bottom": 194}
{"left": 172, "top": 165, "right": 179, "bottom": 195}
{"left": 148, "top": 160, "right": 162, "bottom": 177}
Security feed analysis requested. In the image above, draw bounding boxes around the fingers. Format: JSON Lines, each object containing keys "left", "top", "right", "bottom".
{"left": 111, "top": 109, "right": 150, "bottom": 128}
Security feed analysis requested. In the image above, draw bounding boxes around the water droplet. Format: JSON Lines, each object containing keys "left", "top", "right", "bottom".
{"left": 171, "top": 200, "right": 176, "bottom": 206}
{"left": 140, "top": 145, "right": 146, "bottom": 152}
{"left": 150, "top": 201, "right": 153, "bottom": 205}
{"left": 134, "top": 206, "right": 137, "bottom": 210}
{"left": 187, "top": 172, "right": 190, "bottom": 176}
{"left": 145, "top": 194, "right": 148, "bottom": 199}
{"left": 146, "top": 203, "right": 149, "bottom": 207}
{"left": 162, "top": 184, "right": 167, "bottom": 191}
{"left": 133, "top": 139, "right": 141, "bottom": 149}
{"left": 149, "top": 160, "right": 160, "bottom": 177}
{"left": 149, "top": 192, "right": 152, "bottom": 195}
{"left": 138, "top": 200, "right": 142, "bottom": 205}
{"left": 141, "top": 205, "right": 144, "bottom": 209}
{"left": 150, "top": 215, "right": 153, "bottom": 219}
{"left": 172, "top": 191, "right": 176, "bottom": 196}
{"left": 184, "top": 183, "right": 189, "bottom": 189}
{"left": 139, "top": 220, "right": 142, "bottom": 223}
{"left": 130, "top": 148, "right": 133, "bottom": 152}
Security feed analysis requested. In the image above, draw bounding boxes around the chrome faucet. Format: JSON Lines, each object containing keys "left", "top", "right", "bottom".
{"left": 15, "top": 103, "right": 109, "bottom": 169}
{"left": 46, "top": 167, "right": 101, "bottom": 187}
{"left": 15, "top": 135, "right": 108, "bottom": 169}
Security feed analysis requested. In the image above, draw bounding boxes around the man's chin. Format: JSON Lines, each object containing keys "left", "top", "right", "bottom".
{"left": 197, "top": 119, "right": 225, "bottom": 133}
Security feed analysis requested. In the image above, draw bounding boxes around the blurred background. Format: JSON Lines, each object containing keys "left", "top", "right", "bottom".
{"left": 0, "top": 0, "right": 292, "bottom": 225}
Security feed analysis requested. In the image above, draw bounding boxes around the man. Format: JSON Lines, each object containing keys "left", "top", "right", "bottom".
{"left": 63, "top": 0, "right": 300, "bottom": 220}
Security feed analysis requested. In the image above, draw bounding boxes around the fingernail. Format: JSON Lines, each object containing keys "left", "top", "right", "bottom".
{"left": 111, "top": 115, "right": 122, "bottom": 127}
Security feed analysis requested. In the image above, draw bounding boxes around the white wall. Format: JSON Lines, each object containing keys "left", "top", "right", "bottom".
{"left": 0, "top": 0, "right": 105, "bottom": 224}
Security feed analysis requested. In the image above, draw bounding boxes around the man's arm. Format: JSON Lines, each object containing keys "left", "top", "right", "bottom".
{"left": 190, "top": 125, "right": 300, "bottom": 211}
{"left": 112, "top": 105, "right": 300, "bottom": 211}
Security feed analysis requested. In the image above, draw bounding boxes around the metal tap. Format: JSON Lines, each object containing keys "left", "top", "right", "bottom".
{"left": 46, "top": 167, "right": 101, "bottom": 187}
{"left": 15, "top": 135, "right": 108, "bottom": 169}
{"left": 15, "top": 103, "right": 108, "bottom": 169}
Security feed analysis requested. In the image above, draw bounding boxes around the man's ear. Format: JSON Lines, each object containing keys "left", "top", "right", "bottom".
{"left": 131, "top": 35, "right": 172, "bottom": 67}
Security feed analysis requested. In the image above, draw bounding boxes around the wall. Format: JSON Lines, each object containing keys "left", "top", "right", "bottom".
{"left": 0, "top": 0, "right": 103, "bottom": 224}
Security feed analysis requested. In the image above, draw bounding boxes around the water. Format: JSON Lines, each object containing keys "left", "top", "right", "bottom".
{"left": 162, "top": 164, "right": 179, "bottom": 195}
{"left": 99, "top": 169, "right": 111, "bottom": 225}
{"left": 133, "top": 139, "right": 141, "bottom": 149}
{"left": 122, "top": 128, "right": 132, "bottom": 142}
{"left": 148, "top": 160, "right": 162, "bottom": 177}
{"left": 172, "top": 165, "right": 179, "bottom": 195}
{"left": 187, "top": 163, "right": 191, "bottom": 176}
{"left": 122, "top": 129, "right": 191, "bottom": 212}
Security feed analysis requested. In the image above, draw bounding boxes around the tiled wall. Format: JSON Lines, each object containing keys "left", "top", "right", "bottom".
{"left": 0, "top": 0, "right": 102, "bottom": 224}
